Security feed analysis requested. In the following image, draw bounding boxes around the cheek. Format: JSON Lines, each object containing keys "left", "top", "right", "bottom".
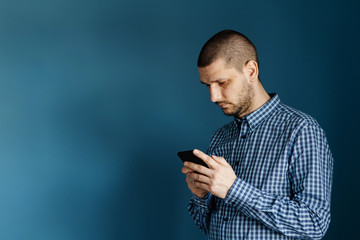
{"left": 223, "top": 88, "right": 237, "bottom": 102}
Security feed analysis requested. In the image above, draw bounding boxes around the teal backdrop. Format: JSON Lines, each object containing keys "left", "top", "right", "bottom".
{"left": 0, "top": 0, "right": 358, "bottom": 239}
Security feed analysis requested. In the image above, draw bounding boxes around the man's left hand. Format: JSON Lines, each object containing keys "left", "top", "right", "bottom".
{"left": 182, "top": 149, "right": 237, "bottom": 199}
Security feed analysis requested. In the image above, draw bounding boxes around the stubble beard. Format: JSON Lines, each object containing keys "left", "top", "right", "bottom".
{"left": 222, "top": 82, "right": 254, "bottom": 118}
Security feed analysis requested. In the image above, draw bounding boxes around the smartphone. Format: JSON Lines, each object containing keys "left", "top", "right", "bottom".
{"left": 177, "top": 150, "right": 209, "bottom": 168}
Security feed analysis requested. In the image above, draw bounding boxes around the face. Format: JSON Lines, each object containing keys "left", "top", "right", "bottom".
{"left": 198, "top": 58, "right": 254, "bottom": 118}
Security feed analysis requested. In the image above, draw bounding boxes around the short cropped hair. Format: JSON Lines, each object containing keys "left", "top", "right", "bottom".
{"left": 197, "top": 30, "right": 259, "bottom": 73}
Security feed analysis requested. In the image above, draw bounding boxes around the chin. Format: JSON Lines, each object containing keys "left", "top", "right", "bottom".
{"left": 222, "top": 109, "right": 236, "bottom": 116}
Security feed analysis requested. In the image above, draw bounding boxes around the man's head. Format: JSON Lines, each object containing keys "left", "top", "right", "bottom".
{"left": 198, "top": 30, "right": 259, "bottom": 74}
{"left": 198, "top": 30, "right": 264, "bottom": 118}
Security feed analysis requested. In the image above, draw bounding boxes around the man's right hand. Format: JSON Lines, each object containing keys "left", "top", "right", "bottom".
{"left": 182, "top": 165, "right": 209, "bottom": 198}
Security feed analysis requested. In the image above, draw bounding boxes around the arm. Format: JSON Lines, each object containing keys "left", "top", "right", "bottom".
{"left": 188, "top": 193, "right": 213, "bottom": 234}
{"left": 224, "top": 123, "right": 333, "bottom": 239}
{"left": 183, "top": 149, "right": 237, "bottom": 234}
{"left": 182, "top": 150, "right": 214, "bottom": 234}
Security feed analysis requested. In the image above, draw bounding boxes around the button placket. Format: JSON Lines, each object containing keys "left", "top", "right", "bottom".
{"left": 236, "top": 121, "right": 248, "bottom": 176}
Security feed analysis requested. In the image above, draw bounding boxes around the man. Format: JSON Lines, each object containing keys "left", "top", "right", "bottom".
{"left": 181, "top": 30, "right": 333, "bottom": 239}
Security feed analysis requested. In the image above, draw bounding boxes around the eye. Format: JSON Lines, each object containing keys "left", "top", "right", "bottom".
{"left": 219, "top": 81, "right": 227, "bottom": 86}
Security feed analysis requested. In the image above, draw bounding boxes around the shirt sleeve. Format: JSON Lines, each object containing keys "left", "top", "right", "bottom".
{"left": 223, "top": 123, "right": 333, "bottom": 239}
{"left": 187, "top": 138, "right": 220, "bottom": 235}
{"left": 188, "top": 193, "right": 213, "bottom": 234}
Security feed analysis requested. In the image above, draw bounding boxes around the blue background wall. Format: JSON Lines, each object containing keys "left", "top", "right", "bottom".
{"left": 0, "top": 0, "right": 358, "bottom": 239}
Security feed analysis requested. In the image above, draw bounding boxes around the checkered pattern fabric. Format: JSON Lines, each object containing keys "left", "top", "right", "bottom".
{"left": 188, "top": 93, "right": 333, "bottom": 239}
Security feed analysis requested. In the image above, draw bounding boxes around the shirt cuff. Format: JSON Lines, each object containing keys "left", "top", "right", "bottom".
{"left": 191, "top": 193, "right": 212, "bottom": 208}
{"left": 224, "top": 177, "right": 262, "bottom": 209}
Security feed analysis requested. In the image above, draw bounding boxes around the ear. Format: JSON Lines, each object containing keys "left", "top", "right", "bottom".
{"left": 244, "top": 60, "right": 259, "bottom": 83}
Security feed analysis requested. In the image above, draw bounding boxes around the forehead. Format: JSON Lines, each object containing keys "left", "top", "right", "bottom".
{"left": 198, "top": 58, "right": 241, "bottom": 83}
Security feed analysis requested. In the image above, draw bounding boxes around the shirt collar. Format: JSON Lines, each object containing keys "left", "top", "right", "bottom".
{"left": 235, "top": 93, "right": 280, "bottom": 130}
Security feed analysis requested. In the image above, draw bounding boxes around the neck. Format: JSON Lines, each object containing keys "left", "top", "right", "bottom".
{"left": 252, "top": 83, "right": 271, "bottom": 110}
{"left": 238, "top": 82, "right": 270, "bottom": 118}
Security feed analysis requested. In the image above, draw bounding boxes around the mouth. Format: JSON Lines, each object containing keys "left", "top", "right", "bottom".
{"left": 217, "top": 103, "right": 228, "bottom": 109}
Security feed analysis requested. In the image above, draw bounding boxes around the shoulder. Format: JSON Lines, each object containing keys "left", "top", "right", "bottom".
{"left": 207, "top": 121, "right": 236, "bottom": 150}
{"left": 274, "top": 102, "right": 322, "bottom": 132}
{"left": 273, "top": 103, "right": 328, "bottom": 148}
{"left": 211, "top": 121, "right": 235, "bottom": 139}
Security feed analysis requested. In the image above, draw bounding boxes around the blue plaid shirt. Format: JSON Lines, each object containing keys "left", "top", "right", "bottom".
{"left": 188, "top": 93, "right": 333, "bottom": 239}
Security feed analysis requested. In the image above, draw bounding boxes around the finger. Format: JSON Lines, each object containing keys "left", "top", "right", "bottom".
{"left": 211, "top": 155, "right": 228, "bottom": 165}
{"left": 184, "top": 161, "right": 213, "bottom": 177}
{"left": 193, "top": 149, "right": 217, "bottom": 169}
{"left": 193, "top": 181, "right": 211, "bottom": 192}
{"left": 186, "top": 175, "right": 199, "bottom": 186}
{"left": 186, "top": 174, "right": 192, "bottom": 184}
{"left": 188, "top": 172, "right": 211, "bottom": 184}
{"left": 182, "top": 166, "right": 195, "bottom": 174}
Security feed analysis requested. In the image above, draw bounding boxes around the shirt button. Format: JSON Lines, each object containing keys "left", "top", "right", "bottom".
{"left": 241, "top": 135, "right": 246, "bottom": 139}
{"left": 223, "top": 217, "right": 228, "bottom": 221}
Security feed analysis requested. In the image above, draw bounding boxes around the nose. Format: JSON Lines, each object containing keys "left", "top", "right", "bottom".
{"left": 209, "top": 85, "right": 222, "bottom": 103}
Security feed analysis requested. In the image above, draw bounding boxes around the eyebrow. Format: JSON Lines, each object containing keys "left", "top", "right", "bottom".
{"left": 200, "top": 78, "right": 228, "bottom": 85}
